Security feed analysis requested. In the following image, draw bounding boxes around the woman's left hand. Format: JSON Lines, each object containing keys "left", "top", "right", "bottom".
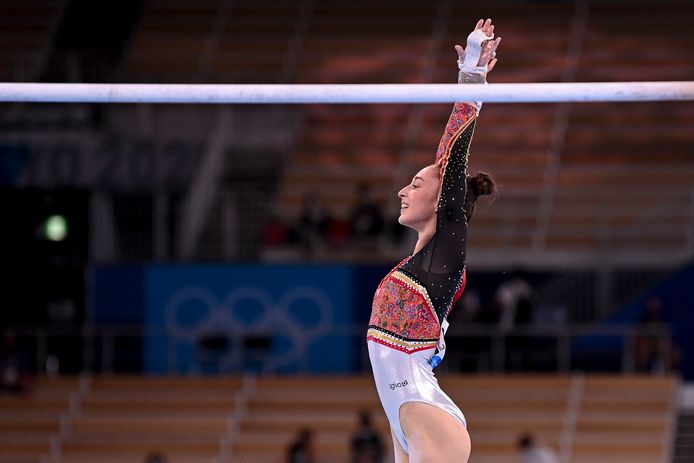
{"left": 455, "top": 18, "right": 502, "bottom": 73}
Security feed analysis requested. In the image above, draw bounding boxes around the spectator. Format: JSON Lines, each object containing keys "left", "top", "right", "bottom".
{"left": 517, "top": 433, "right": 558, "bottom": 463}
{"left": 495, "top": 270, "right": 533, "bottom": 331}
{"left": 495, "top": 271, "right": 539, "bottom": 370}
{"left": 475, "top": 296, "right": 502, "bottom": 325}
{"left": 351, "top": 410, "right": 384, "bottom": 463}
{"left": 144, "top": 451, "right": 167, "bottom": 463}
{"left": 634, "top": 296, "right": 681, "bottom": 374}
{"left": 262, "top": 213, "right": 290, "bottom": 247}
{"left": 287, "top": 428, "right": 315, "bottom": 463}
{"left": 298, "top": 191, "right": 333, "bottom": 254}
{"left": 325, "top": 217, "right": 351, "bottom": 249}
{"left": 349, "top": 183, "right": 384, "bottom": 241}
{"left": 0, "top": 331, "right": 31, "bottom": 395}
{"left": 458, "top": 288, "right": 482, "bottom": 323}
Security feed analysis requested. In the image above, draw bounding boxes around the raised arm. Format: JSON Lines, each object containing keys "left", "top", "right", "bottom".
{"left": 436, "top": 19, "right": 500, "bottom": 159}
{"left": 400, "top": 20, "right": 501, "bottom": 321}
{"left": 429, "top": 19, "right": 500, "bottom": 278}
{"left": 435, "top": 19, "right": 500, "bottom": 182}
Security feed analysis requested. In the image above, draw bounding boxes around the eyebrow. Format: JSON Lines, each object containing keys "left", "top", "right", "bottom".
{"left": 413, "top": 176, "right": 424, "bottom": 183}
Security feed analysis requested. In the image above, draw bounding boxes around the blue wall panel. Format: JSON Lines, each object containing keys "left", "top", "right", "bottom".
{"left": 143, "top": 264, "right": 354, "bottom": 374}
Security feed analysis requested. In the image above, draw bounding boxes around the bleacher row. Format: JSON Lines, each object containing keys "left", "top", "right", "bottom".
{"left": 0, "top": 374, "right": 678, "bottom": 463}
{"left": 1, "top": 0, "right": 693, "bottom": 256}
{"left": 0, "top": 0, "right": 65, "bottom": 82}
{"left": 121, "top": 0, "right": 694, "bottom": 255}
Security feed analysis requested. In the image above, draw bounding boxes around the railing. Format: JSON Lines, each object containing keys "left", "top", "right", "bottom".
{"left": 280, "top": 0, "right": 315, "bottom": 83}
{"left": 196, "top": 0, "right": 233, "bottom": 82}
{"left": 4, "top": 323, "right": 673, "bottom": 377}
{"left": 532, "top": 0, "right": 589, "bottom": 248}
{"left": 177, "top": 106, "right": 230, "bottom": 259}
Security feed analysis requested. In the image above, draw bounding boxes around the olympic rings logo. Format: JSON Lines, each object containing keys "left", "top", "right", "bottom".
{"left": 163, "top": 285, "right": 334, "bottom": 368}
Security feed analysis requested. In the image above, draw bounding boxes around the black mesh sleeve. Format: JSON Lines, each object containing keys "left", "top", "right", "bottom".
{"left": 399, "top": 103, "right": 478, "bottom": 321}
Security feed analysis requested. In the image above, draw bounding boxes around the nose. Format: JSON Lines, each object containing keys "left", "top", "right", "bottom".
{"left": 398, "top": 186, "right": 407, "bottom": 198}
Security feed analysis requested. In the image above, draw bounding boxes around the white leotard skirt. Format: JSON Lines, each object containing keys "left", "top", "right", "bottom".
{"left": 367, "top": 339, "right": 467, "bottom": 453}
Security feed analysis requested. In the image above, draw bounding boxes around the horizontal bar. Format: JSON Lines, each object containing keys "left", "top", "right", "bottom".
{"left": 0, "top": 82, "right": 692, "bottom": 104}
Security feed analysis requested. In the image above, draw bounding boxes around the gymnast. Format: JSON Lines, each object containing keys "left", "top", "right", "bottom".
{"left": 366, "top": 18, "right": 500, "bottom": 463}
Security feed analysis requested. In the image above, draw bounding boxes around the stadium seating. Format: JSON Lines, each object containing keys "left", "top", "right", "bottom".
{"left": 2, "top": 0, "right": 692, "bottom": 260}
{"left": 3, "top": 0, "right": 690, "bottom": 263}
{"left": 0, "top": 374, "right": 677, "bottom": 463}
{"left": 0, "top": 376, "right": 78, "bottom": 463}
{"left": 0, "top": 0, "right": 65, "bottom": 82}
{"left": 280, "top": 0, "right": 693, "bottom": 259}
{"left": 229, "top": 374, "right": 677, "bottom": 463}
{"left": 59, "top": 376, "right": 243, "bottom": 463}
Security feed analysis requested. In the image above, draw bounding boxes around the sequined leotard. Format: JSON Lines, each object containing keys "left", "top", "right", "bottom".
{"left": 367, "top": 101, "right": 478, "bottom": 453}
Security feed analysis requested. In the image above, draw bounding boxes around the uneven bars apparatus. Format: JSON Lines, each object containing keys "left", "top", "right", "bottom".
{"left": 0, "top": 81, "right": 693, "bottom": 103}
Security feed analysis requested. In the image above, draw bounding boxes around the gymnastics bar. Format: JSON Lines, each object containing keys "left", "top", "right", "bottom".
{"left": 0, "top": 82, "right": 693, "bottom": 104}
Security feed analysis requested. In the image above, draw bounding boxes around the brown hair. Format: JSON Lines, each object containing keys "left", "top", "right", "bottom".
{"left": 464, "top": 172, "right": 496, "bottom": 221}
{"left": 429, "top": 164, "right": 496, "bottom": 221}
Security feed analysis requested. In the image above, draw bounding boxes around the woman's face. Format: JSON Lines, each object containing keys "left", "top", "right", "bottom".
{"left": 398, "top": 164, "right": 440, "bottom": 231}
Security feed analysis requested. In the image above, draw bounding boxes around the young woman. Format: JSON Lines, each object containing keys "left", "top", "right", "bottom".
{"left": 366, "top": 19, "right": 500, "bottom": 463}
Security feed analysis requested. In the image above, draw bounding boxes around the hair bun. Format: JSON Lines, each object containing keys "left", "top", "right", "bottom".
{"left": 469, "top": 172, "right": 495, "bottom": 196}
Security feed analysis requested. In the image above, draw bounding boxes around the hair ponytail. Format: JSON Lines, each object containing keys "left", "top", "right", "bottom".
{"left": 465, "top": 172, "right": 496, "bottom": 221}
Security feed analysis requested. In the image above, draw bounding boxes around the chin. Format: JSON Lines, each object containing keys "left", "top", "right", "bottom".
{"left": 398, "top": 215, "right": 413, "bottom": 229}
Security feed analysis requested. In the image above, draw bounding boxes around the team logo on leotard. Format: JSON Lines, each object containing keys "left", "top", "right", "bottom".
{"left": 389, "top": 380, "right": 409, "bottom": 390}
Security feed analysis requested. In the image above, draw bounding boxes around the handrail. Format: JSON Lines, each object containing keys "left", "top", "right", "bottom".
{"left": 394, "top": 0, "right": 453, "bottom": 205}
{"left": 280, "top": 0, "right": 315, "bottom": 83}
{"left": 533, "top": 0, "right": 590, "bottom": 249}
{"left": 664, "top": 376, "right": 682, "bottom": 463}
{"left": 688, "top": 189, "right": 694, "bottom": 254}
{"left": 44, "top": 374, "right": 89, "bottom": 463}
{"left": 177, "top": 106, "right": 230, "bottom": 258}
{"left": 4, "top": 323, "right": 673, "bottom": 375}
{"left": 197, "top": 0, "right": 234, "bottom": 82}
{"left": 560, "top": 374, "right": 583, "bottom": 463}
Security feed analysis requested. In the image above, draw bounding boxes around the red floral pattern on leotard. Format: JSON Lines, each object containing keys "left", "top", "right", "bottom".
{"left": 435, "top": 102, "right": 477, "bottom": 165}
{"left": 368, "top": 102, "right": 477, "bottom": 351}
{"left": 369, "top": 270, "right": 440, "bottom": 341}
